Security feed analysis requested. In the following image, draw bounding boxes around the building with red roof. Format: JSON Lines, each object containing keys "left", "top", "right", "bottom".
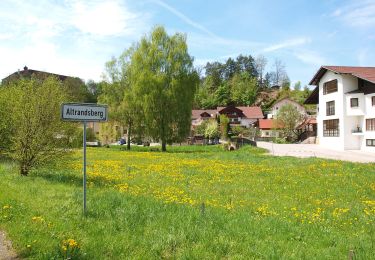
{"left": 258, "top": 119, "right": 284, "bottom": 138}
{"left": 191, "top": 105, "right": 264, "bottom": 128}
{"left": 304, "top": 66, "right": 375, "bottom": 151}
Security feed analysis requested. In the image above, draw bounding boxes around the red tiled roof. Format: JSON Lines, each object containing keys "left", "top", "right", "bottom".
{"left": 272, "top": 98, "right": 305, "bottom": 110}
{"left": 193, "top": 106, "right": 263, "bottom": 120}
{"left": 306, "top": 66, "right": 375, "bottom": 104}
{"left": 325, "top": 66, "right": 375, "bottom": 83}
{"left": 309, "top": 66, "right": 375, "bottom": 85}
{"left": 191, "top": 110, "right": 217, "bottom": 119}
{"left": 236, "top": 106, "right": 264, "bottom": 119}
{"left": 259, "top": 119, "right": 271, "bottom": 129}
{"left": 258, "top": 119, "right": 281, "bottom": 129}
{"left": 217, "top": 105, "right": 245, "bottom": 117}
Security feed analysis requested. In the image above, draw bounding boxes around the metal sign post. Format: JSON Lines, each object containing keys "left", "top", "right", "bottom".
{"left": 61, "top": 103, "right": 108, "bottom": 215}
{"left": 83, "top": 121, "right": 87, "bottom": 214}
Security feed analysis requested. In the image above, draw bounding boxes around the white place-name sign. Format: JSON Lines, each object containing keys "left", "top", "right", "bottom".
{"left": 61, "top": 103, "right": 108, "bottom": 122}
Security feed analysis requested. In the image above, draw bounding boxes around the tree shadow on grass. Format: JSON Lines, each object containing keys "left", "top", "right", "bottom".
{"left": 31, "top": 170, "right": 83, "bottom": 187}
{"left": 31, "top": 169, "right": 114, "bottom": 189}
{"left": 0, "top": 157, "right": 17, "bottom": 172}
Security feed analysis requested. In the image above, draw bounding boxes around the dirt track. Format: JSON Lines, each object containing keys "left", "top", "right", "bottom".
{"left": 0, "top": 231, "right": 18, "bottom": 260}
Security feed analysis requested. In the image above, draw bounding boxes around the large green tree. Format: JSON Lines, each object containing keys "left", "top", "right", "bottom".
{"left": 195, "top": 54, "right": 265, "bottom": 108}
{"left": 230, "top": 73, "right": 258, "bottom": 106}
{"left": 128, "top": 26, "right": 199, "bottom": 151}
{"left": 61, "top": 77, "right": 91, "bottom": 102}
{"left": 99, "top": 51, "right": 143, "bottom": 150}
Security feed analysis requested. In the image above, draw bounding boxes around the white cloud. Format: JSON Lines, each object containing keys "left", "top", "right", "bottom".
{"left": 263, "top": 37, "right": 311, "bottom": 53}
{"left": 332, "top": 0, "right": 375, "bottom": 28}
{"left": 332, "top": 9, "right": 342, "bottom": 17}
{"left": 68, "top": 0, "right": 141, "bottom": 37}
{"left": 0, "top": 0, "right": 150, "bottom": 81}
{"left": 294, "top": 51, "right": 327, "bottom": 66}
{"left": 0, "top": 33, "right": 14, "bottom": 40}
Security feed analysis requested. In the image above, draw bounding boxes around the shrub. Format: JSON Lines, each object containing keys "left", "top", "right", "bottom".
{"left": 231, "top": 125, "right": 245, "bottom": 137}
{"left": 195, "top": 120, "right": 208, "bottom": 136}
{"left": 219, "top": 115, "right": 229, "bottom": 140}
{"left": 204, "top": 119, "right": 220, "bottom": 139}
{"left": 4, "top": 77, "right": 74, "bottom": 175}
{"left": 273, "top": 137, "right": 289, "bottom": 144}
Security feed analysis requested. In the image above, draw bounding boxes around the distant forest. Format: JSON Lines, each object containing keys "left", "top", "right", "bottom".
{"left": 193, "top": 54, "right": 312, "bottom": 110}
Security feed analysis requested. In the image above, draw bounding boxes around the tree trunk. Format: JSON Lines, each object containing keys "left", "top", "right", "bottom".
{"left": 20, "top": 163, "right": 29, "bottom": 176}
{"left": 161, "top": 140, "right": 167, "bottom": 152}
{"left": 127, "top": 123, "right": 131, "bottom": 150}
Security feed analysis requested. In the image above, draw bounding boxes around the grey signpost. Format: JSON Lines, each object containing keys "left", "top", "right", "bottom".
{"left": 61, "top": 103, "right": 108, "bottom": 215}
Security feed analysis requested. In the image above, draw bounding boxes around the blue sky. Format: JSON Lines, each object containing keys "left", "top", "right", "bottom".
{"left": 0, "top": 0, "right": 374, "bottom": 87}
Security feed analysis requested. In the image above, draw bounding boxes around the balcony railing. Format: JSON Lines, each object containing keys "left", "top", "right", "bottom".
{"left": 352, "top": 127, "right": 363, "bottom": 134}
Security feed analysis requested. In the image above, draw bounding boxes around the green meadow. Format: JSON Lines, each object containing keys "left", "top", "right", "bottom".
{"left": 1, "top": 145, "right": 374, "bottom": 259}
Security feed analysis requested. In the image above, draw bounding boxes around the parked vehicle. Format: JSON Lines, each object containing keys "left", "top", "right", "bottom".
{"left": 118, "top": 138, "right": 126, "bottom": 145}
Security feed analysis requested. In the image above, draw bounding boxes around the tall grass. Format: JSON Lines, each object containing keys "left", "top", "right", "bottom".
{"left": 0, "top": 145, "right": 374, "bottom": 259}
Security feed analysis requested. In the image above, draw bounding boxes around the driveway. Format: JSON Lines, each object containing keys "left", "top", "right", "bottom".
{"left": 256, "top": 142, "right": 375, "bottom": 163}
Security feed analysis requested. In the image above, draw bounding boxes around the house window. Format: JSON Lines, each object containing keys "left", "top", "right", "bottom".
{"left": 326, "top": 101, "right": 335, "bottom": 116}
{"left": 372, "top": 96, "right": 375, "bottom": 106}
{"left": 323, "top": 79, "right": 338, "bottom": 95}
{"left": 366, "top": 139, "right": 375, "bottom": 147}
{"left": 350, "top": 98, "right": 359, "bottom": 107}
{"left": 323, "top": 119, "right": 339, "bottom": 137}
{"left": 366, "top": 118, "right": 375, "bottom": 131}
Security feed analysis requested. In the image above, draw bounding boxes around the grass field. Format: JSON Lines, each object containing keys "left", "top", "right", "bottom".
{"left": 1, "top": 145, "right": 375, "bottom": 259}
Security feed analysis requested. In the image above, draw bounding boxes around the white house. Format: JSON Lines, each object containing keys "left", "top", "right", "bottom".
{"left": 268, "top": 97, "right": 307, "bottom": 119}
{"left": 191, "top": 106, "right": 264, "bottom": 128}
{"left": 305, "top": 66, "right": 375, "bottom": 151}
{"left": 191, "top": 110, "right": 217, "bottom": 126}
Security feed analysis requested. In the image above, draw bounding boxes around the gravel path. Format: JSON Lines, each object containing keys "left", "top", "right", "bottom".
{"left": 257, "top": 142, "right": 375, "bottom": 163}
{"left": 0, "top": 231, "right": 18, "bottom": 260}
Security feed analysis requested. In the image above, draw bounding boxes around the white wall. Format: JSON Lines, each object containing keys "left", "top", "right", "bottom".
{"left": 342, "top": 75, "right": 363, "bottom": 150}
{"left": 271, "top": 99, "right": 306, "bottom": 117}
{"left": 362, "top": 129, "right": 375, "bottom": 151}
{"left": 317, "top": 72, "right": 375, "bottom": 151}
{"left": 344, "top": 116, "right": 362, "bottom": 149}
{"left": 365, "top": 94, "right": 375, "bottom": 117}
{"left": 346, "top": 93, "right": 365, "bottom": 116}
{"left": 260, "top": 130, "right": 280, "bottom": 138}
{"left": 240, "top": 118, "right": 257, "bottom": 128}
{"left": 363, "top": 94, "right": 375, "bottom": 150}
{"left": 317, "top": 71, "right": 344, "bottom": 150}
